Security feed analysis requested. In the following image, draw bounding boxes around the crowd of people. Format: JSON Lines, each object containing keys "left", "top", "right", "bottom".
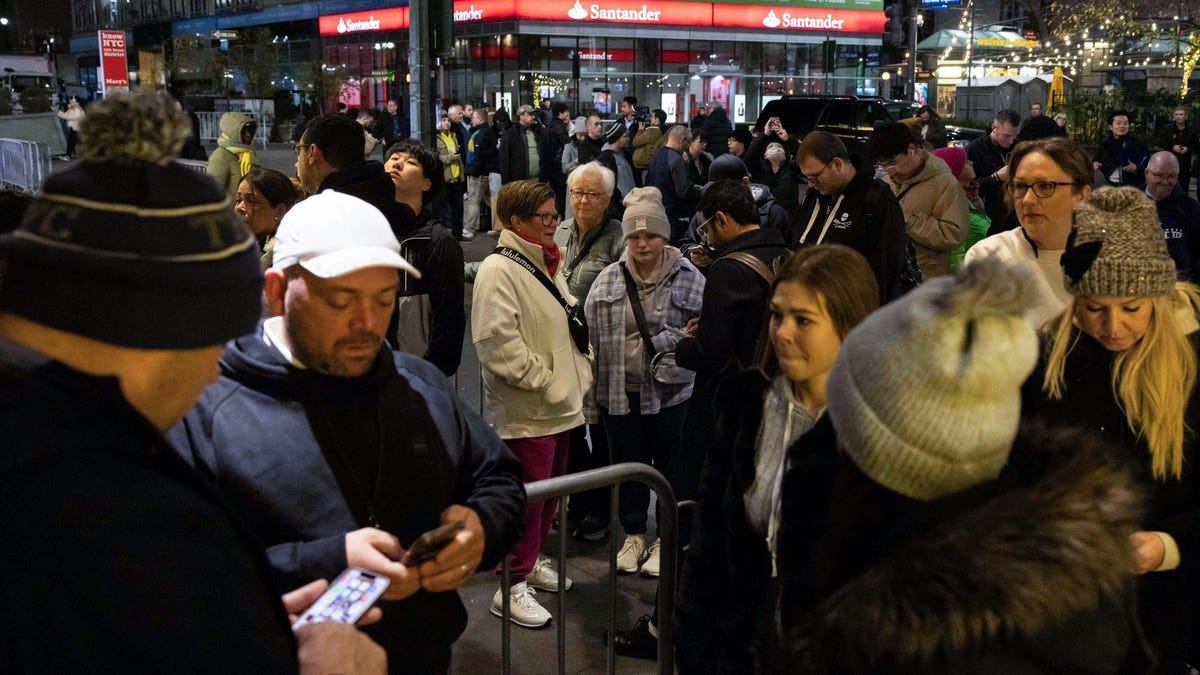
{"left": 3, "top": 88, "right": 1200, "bottom": 675}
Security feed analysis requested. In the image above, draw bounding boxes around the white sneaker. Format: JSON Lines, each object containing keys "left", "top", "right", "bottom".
{"left": 616, "top": 534, "right": 646, "bottom": 574}
{"left": 491, "top": 581, "right": 552, "bottom": 628}
{"left": 460, "top": 229, "right": 474, "bottom": 240}
{"left": 527, "top": 556, "right": 573, "bottom": 592}
{"left": 641, "top": 538, "right": 661, "bottom": 578}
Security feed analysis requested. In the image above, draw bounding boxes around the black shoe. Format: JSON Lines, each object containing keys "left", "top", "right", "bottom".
{"left": 573, "top": 515, "right": 609, "bottom": 541}
{"left": 607, "top": 615, "right": 657, "bottom": 660}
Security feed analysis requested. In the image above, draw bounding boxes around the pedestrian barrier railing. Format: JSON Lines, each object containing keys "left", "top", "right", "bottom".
{"left": 0, "top": 138, "right": 52, "bottom": 193}
{"left": 501, "top": 463, "right": 683, "bottom": 675}
{"left": 196, "top": 111, "right": 271, "bottom": 150}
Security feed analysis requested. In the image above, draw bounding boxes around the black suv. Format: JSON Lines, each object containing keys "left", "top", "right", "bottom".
{"left": 754, "top": 96, "right": 889, "bottom": 159}
{"left": 754, "top": 96, "right": 985, "bottom": 156}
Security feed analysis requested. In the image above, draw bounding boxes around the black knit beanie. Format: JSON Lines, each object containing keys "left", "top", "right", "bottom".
{"left": 0, "top": 92, "right": 264, "bottom": 349}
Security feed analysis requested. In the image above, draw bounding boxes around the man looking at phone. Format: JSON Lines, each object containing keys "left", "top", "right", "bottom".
{"left": 170, "top": 190, "right": 526, "bottom": 672}
{"left": 0, "top": 92, "right": 384, "bottom": 673}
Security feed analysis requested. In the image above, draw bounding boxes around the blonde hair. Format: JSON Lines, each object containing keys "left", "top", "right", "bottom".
{"left": 1043, "top": 282, "right": 1200, "bottom": 479}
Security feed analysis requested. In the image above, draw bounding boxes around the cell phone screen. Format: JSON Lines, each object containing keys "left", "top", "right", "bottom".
{"left": 291, "top": 568, "right": 390, "bottom": 630}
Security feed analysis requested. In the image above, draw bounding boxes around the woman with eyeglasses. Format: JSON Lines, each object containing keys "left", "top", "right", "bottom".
{"left": 1019, "top": 187, "right": 1200, "bottom": 671}
{"left": 472, "top": 180, "right": 593, "bottom": 630}
{"left": 963, "top": 137, "right": 1093, "bottom": 328}
{"left": 554, "top": 162, "right": 626, "bottom": 543}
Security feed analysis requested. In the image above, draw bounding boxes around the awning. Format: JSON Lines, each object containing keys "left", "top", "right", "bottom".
{"left": 917, "top": 28, "right": 1038, "bottom": 51}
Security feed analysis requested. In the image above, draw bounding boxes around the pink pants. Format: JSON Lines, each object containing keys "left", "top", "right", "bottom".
{"left": 501, "top": 430, "right": 572, "bottom": 583}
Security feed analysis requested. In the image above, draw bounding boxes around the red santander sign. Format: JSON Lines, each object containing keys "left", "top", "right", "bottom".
{"left": 98, "top": 30, "right": 129, "bottom": 94}
{"left": 319, "top": 7, "right": 407, "bottom": 36}
{"left": 321, "top": 0, "right": 882, "bottom": 32}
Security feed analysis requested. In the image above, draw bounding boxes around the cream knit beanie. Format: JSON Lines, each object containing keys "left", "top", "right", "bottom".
{"left": 622, "top": 187, "right": 672, "bottom": 240}
{"left": 826, "top": 257, "right": 1038, "bottom": 501}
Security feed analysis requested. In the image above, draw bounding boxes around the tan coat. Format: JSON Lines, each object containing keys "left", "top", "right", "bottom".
{"left": 884, "top": 150, "right": 969, "bottom": 279}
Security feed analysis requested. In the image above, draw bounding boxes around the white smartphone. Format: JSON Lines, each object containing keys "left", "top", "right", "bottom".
{"left": 291, "top": 568, "right": 390, "bottom": 631}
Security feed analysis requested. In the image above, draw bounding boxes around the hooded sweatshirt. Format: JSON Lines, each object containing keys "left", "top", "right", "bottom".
{"left": 169, "top": 322, "right": 525, "bottom": 669}
{"left": 206, "top": 111, "right": 259, "bottom": 197}
{"left": 883, "top": 149, "right": 969, "bottom": 279}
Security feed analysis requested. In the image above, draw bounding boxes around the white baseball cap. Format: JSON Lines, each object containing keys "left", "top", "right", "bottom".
{"left": 270, "top": 190, "right": 421, "bottom": 280}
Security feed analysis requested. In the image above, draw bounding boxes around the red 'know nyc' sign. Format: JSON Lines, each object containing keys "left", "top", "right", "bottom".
{"left": 99, "top": 30, "right": 130, "bottom": 94}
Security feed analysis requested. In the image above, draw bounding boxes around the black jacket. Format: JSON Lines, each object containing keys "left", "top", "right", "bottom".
{"left": 1154, "top": 122, "right": 1197, "bottom": 174}
{"left": 702, "top": 106, "right": 733, "bottom": 157}
{"left": 474, "top": 123, "right": 503, "bottom": 175}
{"left": 675, "top": 228, "right": 790, "bottom": 378}
{"left": 647, "top": 145, "right": 699, "bottom": 228}
{"left": 792, "top": 170, "right": 908, "bottom": 303}
{"left": 499, "top": 124, "right": 547, "bottom": 183}
{"left": 1153, "top": 185, "right": 1200, "bottom": 281}
{"left": 546, "top": 118, "right": 571, "bottom": 183}
{"left": 779, "top": 420, "right": 1151, "bottom": 674}
{"left": 966, "top": 132, "right": 1012, "bottom": 228}
{"left": 1021, "top": 329, "right": 1200, "bottom": 670}
{"left": 170, "top": 330, "right": 526, "bottom": 670}
{"left": 1, "top": 344, "right": 298, "bottom": 673}
{"left": 754, "top": 162, "right": 802, "bottom": 214}
{"left": 1094, "top": 133, "right": 1150, "bottom": 188}
{"left": 677, "top": 371, "right": 796, "bottom": 674}
{"left": 388, "top": 209, "right": 466, "bottom": 375}
{"left": 578, "top": 135, "right": 605, "bottom": 166}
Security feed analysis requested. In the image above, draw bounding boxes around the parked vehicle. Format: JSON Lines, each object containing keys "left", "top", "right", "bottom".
{"left": 754, "top": 96, "right": 984, "bottom": 158}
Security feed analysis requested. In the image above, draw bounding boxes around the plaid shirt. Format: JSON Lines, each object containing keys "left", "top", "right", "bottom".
{"left": 584, "top": 251, "right": 705, "bottom": 419}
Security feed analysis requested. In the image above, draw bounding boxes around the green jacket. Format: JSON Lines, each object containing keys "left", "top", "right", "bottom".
{"left": 950, "top": 202, "right": 991, "bottom": 273}
{"left": 554, "top": 218, "right": 625, "bottom": 302}
{"left": 206, "top": 112, "right": 259, "bottom": 198}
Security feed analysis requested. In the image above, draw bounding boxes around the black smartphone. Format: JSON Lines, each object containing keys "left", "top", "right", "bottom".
{"left": 291, "top": 568, "right": 389, "bottom": 630}
{"left": 401, "top": 521, "right": 465, "bottom": 567}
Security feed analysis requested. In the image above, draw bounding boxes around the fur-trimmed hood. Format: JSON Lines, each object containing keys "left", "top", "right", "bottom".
{"left": 788, "top": 424, "right": 1147, "bottom": 673}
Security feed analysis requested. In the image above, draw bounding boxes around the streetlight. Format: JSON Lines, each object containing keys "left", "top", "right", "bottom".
{"left": 0, "top": 17, "right": 9, "bottom": 26}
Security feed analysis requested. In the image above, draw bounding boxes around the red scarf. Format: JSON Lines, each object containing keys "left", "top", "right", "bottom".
{"left": 512, "top": 229, "right": 561, "bottom": 277}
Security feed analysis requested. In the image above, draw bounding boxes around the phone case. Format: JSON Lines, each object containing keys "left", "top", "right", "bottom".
{"left": 291, "top": 568, "right": 390, "bottom": 630}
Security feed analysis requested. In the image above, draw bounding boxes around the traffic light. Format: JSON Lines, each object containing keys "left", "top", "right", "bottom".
{"left": 884, "top": 3, "right": 905, "bottom": 46}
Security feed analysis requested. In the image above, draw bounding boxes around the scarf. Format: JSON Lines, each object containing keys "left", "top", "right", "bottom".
{"left": 964, "top": 179, "right": 983, "bottom": 210}
{"left": 512, "top": 229, "right": 561, "bottom": 277}
{"left": 218, "top": 136, "right": 254, "bottom": 178}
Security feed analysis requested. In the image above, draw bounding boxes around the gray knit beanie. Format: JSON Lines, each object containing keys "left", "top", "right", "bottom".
{"left": 571, "top": 116, "right": 587, "bottom": 135}
{"left": 622, "top": 187, "right": 671, "bottom": 240}
{"left": 827, "top": 257, "right": 1038, "bottom": 501}
{"left": 1062, "top": 186, "right": 1176, "bottom": 298}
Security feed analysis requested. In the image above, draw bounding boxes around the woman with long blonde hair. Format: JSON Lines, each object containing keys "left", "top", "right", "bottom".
{"left": 1021, "top": 186, "right": 1200, "bottom": 670}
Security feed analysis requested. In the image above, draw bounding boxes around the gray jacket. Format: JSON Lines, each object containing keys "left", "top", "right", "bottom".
{"left": 553, "top": 217, "right": 626, "bottom": 301}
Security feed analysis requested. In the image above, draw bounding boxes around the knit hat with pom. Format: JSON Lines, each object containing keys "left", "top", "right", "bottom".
{"left": 1062, "top": 186, "right": 1177, "bottom": 299}
{"left": 827, "top": 257, "right": 1038, "bottom": 501}
{"left": 0, "top": 91, "right": 263, "bottom": 349}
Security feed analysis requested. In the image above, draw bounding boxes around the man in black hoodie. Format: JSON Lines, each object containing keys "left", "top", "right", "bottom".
{"left": 794, "top": 131, "right": 909, "bottom": 303}
{"left": 170, "top": 190, "right": 525, "bottom": 674}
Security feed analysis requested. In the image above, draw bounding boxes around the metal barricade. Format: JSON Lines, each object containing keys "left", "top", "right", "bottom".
{"left": 0, "top": 138, "right": 51, "bottom": 192}
{"left": 500, "top": 462, "right": 681, "bottom": 675}
{"left": 195, "top": 111, "right": 270, "bottom": 149}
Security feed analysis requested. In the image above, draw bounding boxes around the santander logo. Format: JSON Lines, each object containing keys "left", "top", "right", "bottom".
{"left": 567, "top": 0, "right": 663, "bottom": 21}
{"left": 336, "top": 14, "right": 382, "bottom": 33}
{"left": 764, "top": 10, "right": 847, "bottom": 29}
{"left": 762, "top": 9, "right": 780, "bottom": 27}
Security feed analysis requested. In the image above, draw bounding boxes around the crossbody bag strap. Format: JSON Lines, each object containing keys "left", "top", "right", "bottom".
{"left": 564, "top": 229, "right": 601, "bottom": 277}
{"left": 619, "top": 262, "right": 658, "bottom": 360}
{"left": 721, "top": 251, "right": 775, "bottom": 286}
{"left": 493, "top": 246, "right": 571, "bottom": 310}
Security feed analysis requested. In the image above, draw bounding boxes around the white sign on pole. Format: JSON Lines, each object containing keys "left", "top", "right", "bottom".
{"left": 660, "top": 93, "right": 677, "bottom": 123}
{"left": 733, "top": 94, "right": 746, "bottom": 123}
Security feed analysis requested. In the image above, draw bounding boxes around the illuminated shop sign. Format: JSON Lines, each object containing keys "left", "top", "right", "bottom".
{"left": 319, "top": 0, "right": 883, "bottom": 33}
{"left": 318, "top": 7, "right": 407, "bottom": 36}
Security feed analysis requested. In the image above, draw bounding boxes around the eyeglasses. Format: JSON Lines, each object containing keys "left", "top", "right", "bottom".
{"left": 530, "top": 211, "right": 560, "bottom": 225}
{"left": 1145, "top": 169, "right": 1179, "bottom": 181}
{"left": 802, "top": 162, "right": 830, "bottom": 183}
{"left": 1005, "top": 181, "right": 1078, "bottom": 199}
{"left": 874, "top": 152, "right": 910, "bottom": 173}
{"left": 293, "top": 143, "right": 312, "bottom": 157}
{"left": 569, "top": 189, "right": 604, "bottom": 202}
{"left": 698, "top": 213, "right": 719, "bottom": 237}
